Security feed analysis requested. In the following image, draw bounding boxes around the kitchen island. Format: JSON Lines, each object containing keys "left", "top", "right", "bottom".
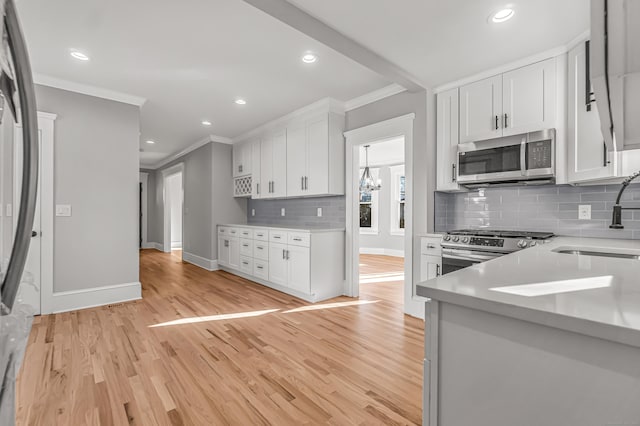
{"left": 417, "top": 236, "right": 640, "bottom": 426}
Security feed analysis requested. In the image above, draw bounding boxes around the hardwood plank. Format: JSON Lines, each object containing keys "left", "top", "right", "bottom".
{"left": 17, "top": 249, "right": 423, "bottom": 425}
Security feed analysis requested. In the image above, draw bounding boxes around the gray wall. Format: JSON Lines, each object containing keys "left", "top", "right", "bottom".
{"left": 360, "top": 166, "right": 404, "bottom": 252}
{"left": 35, "top": 85, "right": 140, "bottom": 292}
{"left": 146, "top": 142, "right": 246, "bottom": 261}
{"left": 247, "top": 196, "right": 345, "bottom": 228}
{"left": 435, "top": 184, "right": 640, "bottom": 239}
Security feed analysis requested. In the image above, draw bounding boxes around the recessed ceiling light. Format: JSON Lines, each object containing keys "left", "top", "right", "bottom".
{"left": 69, "top": 50, "right": 90, "bottom": 61}
{"left": 235, "top": 99, "right": 247, "bottom": 105}
{"left": 202, "top": 120, "right": 212, "bottom": 126}
{"left": 146, "top": 140, "right": 155, "bottom": 144}
{"left": 491, "top": 8, "right": 515, "bottom": 23}
{"left": 302, "top": 53, "right": 318, "bottom": 64}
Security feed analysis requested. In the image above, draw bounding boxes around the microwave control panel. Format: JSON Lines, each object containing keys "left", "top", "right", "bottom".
{"left": 527, "top": 140, "right": 552, "bottom": 169}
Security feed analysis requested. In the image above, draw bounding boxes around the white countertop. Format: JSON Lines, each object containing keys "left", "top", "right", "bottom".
{"left": 219, "top": 223, "right": 345, "bottom": 233}
{"left": 417, "top": 236, "right": 640, "bottom": 348}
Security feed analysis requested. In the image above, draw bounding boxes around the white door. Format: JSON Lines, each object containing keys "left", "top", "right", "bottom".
{"left": 286, "top": 123, "right": 306, "bottom": 197}
{"left": 459, "top": 75, "right": 503, "bottom": 143}
{"left": 268, "top": 242, "right": 288, "bottom": 286}
{"left": 260, "top": 136, "right": 273, "bottom": 199}
{"left": 502, "top": 58, "right": 557, "bottom": 136}
{"left": 306, "top": 116, "right": 329, "bottom": 196}
{"left": 271, "top": 130, "right": 287, "bottom": 198}
{"left": 287, "top": 245, "right": 310, "bottom": 294}
{"left": 218, "top": 238, "right": 230, "bottom": 267}
{"left": 228, "top": 238, "right": 240, "bottom": 270}
{"left": 436, "top": 88, "right": 461, "bottom": 191}
{"left": 567, "top": 42, "right": 616, "bottom": 183}
{"left": 13, "top": 126, "right": 42, "bottom": 315}
{"left": 251, "top": 139, "right": 262, "bottom": 198}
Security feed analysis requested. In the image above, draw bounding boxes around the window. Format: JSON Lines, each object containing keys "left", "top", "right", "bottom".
{"left": 359, "top": 168, "right": 379, "bottom": 234}
{"left": 390, "top": 165, "right": 405, "bottom": 235}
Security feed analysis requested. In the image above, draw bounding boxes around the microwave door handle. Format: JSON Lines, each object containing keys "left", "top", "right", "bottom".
{"left": 520, "top": 137, "right": 527, "bottom": 176}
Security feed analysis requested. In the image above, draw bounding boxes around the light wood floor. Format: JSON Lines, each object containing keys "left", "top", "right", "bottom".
{"left": 17, "top": 250, "right": 424, "bottom": 425}
{"left": 359, "top": 254, "right": 404, "bottom": 305}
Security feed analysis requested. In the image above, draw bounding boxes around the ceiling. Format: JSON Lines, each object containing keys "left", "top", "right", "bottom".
{"left": 360, "top": 137, "right": 405, "bottom": 168}
{"left": 16, "top": 0, "right": 390, "bottom": 166}
{"left": 288, "top": 0, "right": 590, "bottom": 88}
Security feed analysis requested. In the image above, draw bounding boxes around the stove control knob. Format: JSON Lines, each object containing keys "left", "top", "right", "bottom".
{"left": 530, "top": 241, "right": 537, "bottom": 247}
{"left": 452, "top": 236, "right": 460, "bottom": 242}
{"left": 443, "top": 235, "right": 451, "bottom": 241}
{"left": 461, "top": 237, "right": 470, "bottom": 243}
{"left": 517, "top": 240, "right": 528, "bottom": 248}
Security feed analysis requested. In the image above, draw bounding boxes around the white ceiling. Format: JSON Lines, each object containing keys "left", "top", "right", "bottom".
{"left": 288, "top": 0, "right": 590, "bottom": 88}
{"left": 16, "top": 0, "right": 390, "bottom": 166}
{"left": 360, "top": 137, "right": 405, "bottom": 167}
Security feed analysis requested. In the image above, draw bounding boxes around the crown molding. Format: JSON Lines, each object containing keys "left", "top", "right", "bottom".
{"left": 148, "top": 134, "right": 230, "bottom": 170}
{"left": 344, "top": 84, "right": 407, "bottom": 111}
{"left": 34, "top": 73, "right": 147, "bottom": 106}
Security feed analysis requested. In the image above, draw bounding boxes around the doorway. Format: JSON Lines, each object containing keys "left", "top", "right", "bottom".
{"left": 162, "top": 164, "right": 184, "bottom": 258}
{"left": 344, "top": 113, "right": 423, "bottom": 318}
{"left": 357, "top": 140, "right": 406, "bottom": 305}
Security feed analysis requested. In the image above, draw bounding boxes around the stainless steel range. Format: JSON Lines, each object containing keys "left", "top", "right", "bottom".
{"left": 441, "top": 229, "right": 555, "bottom": 275}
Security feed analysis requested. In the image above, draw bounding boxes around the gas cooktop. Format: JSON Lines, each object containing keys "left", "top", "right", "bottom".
{"left": 448, "top": 229, "right": 555, "bottom": 240}
{"left": 443, "top": 229, "right": 555, "bottom": 252}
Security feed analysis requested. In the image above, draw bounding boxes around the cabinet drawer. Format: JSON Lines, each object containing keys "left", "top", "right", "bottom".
{"left": 253, "top": 229, "right": 269, "bottom": 241}
{"left": 240, "top": 256, "right": 253, "bottom": 275}
{"left": 269, "top": 230, "right": 287, "bottom": 243}
{"left": 253, "top": 259, "right": 269, "bottom": 280}
{"left": 240, "top": 239, "right": 253, "bottom": 256}
{"left": 287, "top": 232, "right": 310, "bottom": 247}
{"left": 228, "top": 228, "right": 239, "bottom": 237}
{"left": 421, "top": 237, "right": 442, "bottom": 256}
{"left": 253, "top": 241, "right": 269, "bottom": 260}
{"left": 218, "top": 226, "right": 229, "bottom": 235}
{"left": 239, "top": 228, "right": 253, "bottom": 239}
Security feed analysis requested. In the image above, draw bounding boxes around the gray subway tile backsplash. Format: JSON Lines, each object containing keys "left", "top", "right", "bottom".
{"left": 247, "top": 196, "right": 345, "bottom": 229}
{"left": 435, "top": 184, "right": 640, "bottom": 239}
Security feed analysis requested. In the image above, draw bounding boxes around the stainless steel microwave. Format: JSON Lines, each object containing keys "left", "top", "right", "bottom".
{"left": 456, "top": 129, "right": 555, "bottom": 187}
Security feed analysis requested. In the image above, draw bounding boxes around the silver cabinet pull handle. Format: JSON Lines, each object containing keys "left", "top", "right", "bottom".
{"left": 436, "top": 264, "right": 441, "bottom": 276}
{"left": 301, "top": 176, "right": 304, "bottom": 190}
{"left": 495, "top": 115, "right": 499, "bottom": 130}
{"left": 452, "top": 164, "right": 457, "bottom": 182}
{"left": 293, "top": 238, "right": 302, "bottom": 241}
{"left": 282, "top": 249, "right": 286, "bottom": 259}
{"left": 427, "top": 244, "right": 436, "bottom": 249}
{"left": 504, "top": 113, "right": 508, "bottom": 128}
{"left": 305, "top": 176, "right": 308, "bottom": 190}
{"left": 257, "top": 265, "right": 263, "bottom": 269}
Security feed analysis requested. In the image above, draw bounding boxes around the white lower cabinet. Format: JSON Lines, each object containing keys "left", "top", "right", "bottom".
{"left": 217, "top": 225, "right": 344, "bottom": 302}
{"left": 420, "top": 235, "right": 443, "bottom": 282}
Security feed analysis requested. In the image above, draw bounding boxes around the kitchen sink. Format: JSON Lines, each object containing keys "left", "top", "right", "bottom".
{"left": 553, "top": 247, "right": 640, "bottom": 260}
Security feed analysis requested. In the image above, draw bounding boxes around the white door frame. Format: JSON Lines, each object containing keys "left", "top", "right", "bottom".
{"left": 161, "top": 163, "right": 184, "bottom": 253}
{"left": 344, "top": 113, "right": 422, "bottom": 316}
{"left": 13, "top": 111, "right": 56, "bottom": 314}
{"left": 139, "top": 172, "right": 148, "bottom": 248}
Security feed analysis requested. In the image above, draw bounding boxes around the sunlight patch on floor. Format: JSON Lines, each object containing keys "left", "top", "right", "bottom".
{"left": 149, "top": 308, "right": 280, "bottom": 327}
{"left": 283, "top": 299, "right": 379, "bottom": 313}
{"left": 359, "top": 273, "right": 405, "bottom": 284}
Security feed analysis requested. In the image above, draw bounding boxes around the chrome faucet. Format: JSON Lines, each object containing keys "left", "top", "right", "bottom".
{"left": 610, "top": 171, "right": 640, "bottom": 229}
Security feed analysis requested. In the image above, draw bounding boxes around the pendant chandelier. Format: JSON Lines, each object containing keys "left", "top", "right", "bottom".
{"left": 360, "top": 145, "right": 382, "bottom": 193}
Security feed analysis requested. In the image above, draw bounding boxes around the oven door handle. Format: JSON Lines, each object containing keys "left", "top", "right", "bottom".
{"left": 442, "top": 250, "right": 503, "bottom": 263}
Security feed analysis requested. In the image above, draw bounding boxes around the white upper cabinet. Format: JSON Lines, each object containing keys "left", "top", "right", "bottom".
{"left": 251, "top": 139, "right": 262, "bottom": 198}
{"left": 436, "top": 88, "right": 461, "bottom": 191}
{"left": 286, "top": 122, "right": 307, "bottom": 198}
{"left": 260, "top": 130, "right": 287, "bottom": 199}
{"left": 459, "top": 75, "right": 502, "bottom": 143}
{"left": 567, "top": 41, "right": 617, "bottom": 183}
{"left": 232, "top": 141, "right": 252, "bottom": 177}
{"left": 502, "top": 58, "right": 557, "bottom": 136}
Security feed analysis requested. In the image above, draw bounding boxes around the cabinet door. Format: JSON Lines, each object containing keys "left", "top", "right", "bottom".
{"left": 271, "top": 130, "right": 287, "bottom": 198}
{"left": 459, "top": 75, "right": 502, "bottom": 143}
{"left": 420, "top": 255, "right": 442, "bottom": 282}
{"left": 567, "top": 42, "right": 616, "bottom": 183}
{"left": 251, "top": 139, "right": 262, "bottom": 198}
{"left": 306, "top": 116, "right": 329, "bottom": 196}
{"left": 228, "top": 238, "right": 240, "bottom": 270}
{"left": 232, "top": 144, "right": 242, "bottom": 178}
{"left": 287, "top": 245, "right": 310, "bottom": 294}
{"left": 502, "top": 58, "right": 557, "bottom": 136}
{"left": 218, "top": 238, "right": 230, "bottom": 267}
{"left": 286, "top": 123, "right": 307, "bottom": 197}
{"left": 260, "top": 136, "right": 273, "bottom": 199}
{"left": 269, "top": 242, "right": 288, "bottom": 286}
{"left": 436, "top": 88, "right": 461, "bottom": 191}
{"left": 241, "top": 142, "right": 252, "bottom": 176}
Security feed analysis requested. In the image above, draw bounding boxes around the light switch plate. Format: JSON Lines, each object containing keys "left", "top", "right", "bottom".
{"left": 317, "top": 207, "right": 323, "bottom": 217}
{"left": 280, "top": 208, "right": 285, "bottom": 217}
{"left": 56, "top": 204, "right": 72, "bottom": 217}
{"left": 578, "top": 204, "right": 591, "bottom": 220}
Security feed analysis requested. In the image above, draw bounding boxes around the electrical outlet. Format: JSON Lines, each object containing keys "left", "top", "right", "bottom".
{"left": 251, "top": 209, "right": 255, "bottom": 217}
{"left": 281, "top": 208, "right": 285, "bottom": 217}
{"left": 56, "top": 204, "right": 72, "bottom": 217}
{"left": 317, "top": 207, "right": 323, "bottom": 217}
{"left": 578, "top": 204, "right": 591, "bottom": 220}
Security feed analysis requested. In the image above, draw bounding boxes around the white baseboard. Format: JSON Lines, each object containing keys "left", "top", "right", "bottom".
{"left": 360, "top": 247, "right": 405, "bottom": 257}
{"left": 149, "top": 242, "right": 163, "bottom": 251}
{"left": 51, "top": 281, "right": 142, "bottom": 314}
{"left": 182, "top": 251, "right": 219, "bottom": 271}
{"left": 171, "top": 241, "right": 182, "bottom": 249}
{"left": 141, "top": 242, "right": 156, "bottom": 249}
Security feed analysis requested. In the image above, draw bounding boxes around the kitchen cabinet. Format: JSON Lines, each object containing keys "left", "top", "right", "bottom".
{"left": 459, "top": 75, "right": 502, "bottom": 143}
{"left": 217, "top": 225, "right": 344, "bottom": 303}
{"left": 567, "top": 41, "right": 616, "bottom": 183}
{"left": 217, "top": 229, "right": 239, "bottom": 270}
{"left": 459, "top": 58, "right": 556, "bottom": 144}
{"left": 232, "top": 141, "right": 252, "bottom": 177}
{"left": 436, "top": 88, "right": 461, "bottom": 191}
{"left": 286, "top": 113, "right": 345, "bottom": 197}
{"left": 420, "top": 236, "right": 442, "bottom": 282}
{"left": 260, "top": 130, "right": 287, "bottom": 198}
{"left": 251, "top": 139, "right": 262, "bottom": 198}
